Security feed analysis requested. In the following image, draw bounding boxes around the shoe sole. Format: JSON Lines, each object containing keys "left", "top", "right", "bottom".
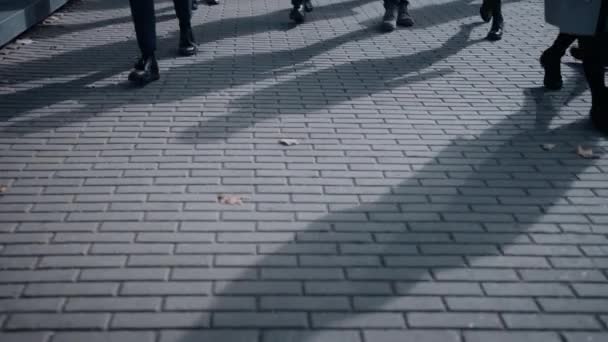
{"left": 380, "top": 22, "right": 395, "bottom": 32}
{"left": 396, "top": 20, "right": 414, "bottom": 27}
{"left": 290, "top": 12, "right": 305, "bottom": 24}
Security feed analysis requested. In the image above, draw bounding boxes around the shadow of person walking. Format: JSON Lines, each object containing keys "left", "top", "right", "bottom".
{"left": 161, "top": 84, "right": 605, "bottom": 342}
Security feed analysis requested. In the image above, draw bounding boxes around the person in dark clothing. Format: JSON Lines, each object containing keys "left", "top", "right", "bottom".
{"left": 479, "top": 0, "right": 503, "bottom": 41}
{"left": 128, "top": 0, "right": 197, "bottom": 86}
{"left": 289, "top": 0, "right": 314, "bottom": 23}
{"left": 380, "top": 0, "right": 414, "bottom": 32}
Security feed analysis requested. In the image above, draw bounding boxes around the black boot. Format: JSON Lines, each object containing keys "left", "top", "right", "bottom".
{"left": 206, "top": 0, "right": 219, "bottom": 5}
{"left": 178, "top": 26, "right": 197, "bottom": 56}
{"left": 303, "top": 0, "right": 313, "bottom": 12}
{"left": 381, "top": 2, "right": 397, "bottom": 32}
{"left": 486, "top": 18, "right": 503, "bottom": 41}
{"left": 540, "top": 49, "right": 563, "bottom": 90}
{"left": 289, "top": 5, "right": 305, "bottom": 24}
{"left": 192, "top": 0, "right": 198, "bottom": 10}
{"left": 128, "top": 55, "right": 160, "bottom": 86}
{"left": 479, "top": 0, "right": 492, "bottom": 22}
{"left": 396, "top": 1, "right": 414, "bottom": 27}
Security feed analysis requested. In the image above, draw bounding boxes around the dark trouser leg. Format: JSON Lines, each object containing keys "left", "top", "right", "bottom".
{"left": 173, "top": 0, "right": 192, "bottom": 29}
{"left": 547, "top": 33, "right": 577, "bottom": 57}
{"left": 129, "top": 0, "right": 156, "bottom": 57}
{"left": 580, "top": 35, "right": 606, "bottom": 100}
{"left": 492, "top": 0, "right": 503, "bottom": 23}
{"left": 292, "top": 0, "right": 303, "bottom": 8}
{"left": 540, "top": 33, "right": 576, "bottom": 90}
{"left": 580, "top": 34, "right": 607, "bottom": 130}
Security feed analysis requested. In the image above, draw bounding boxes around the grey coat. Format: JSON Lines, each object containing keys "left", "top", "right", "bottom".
{"left": 545, "top": 0, "right": 606, "bottom": 36}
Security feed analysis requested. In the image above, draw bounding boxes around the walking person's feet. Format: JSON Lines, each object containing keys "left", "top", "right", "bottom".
{"left": 178, "top": 26, "right": 197, "bottom": 56}
{"left": 207, "top": 0, "right": 220, "bottom": 5}
{"left": 289, "top": 5, "right": 305, "bottom": 24}
{"left": 381, "top": 2, "right": 397, "bottom": 32}
{"left": 396, "top": 1, "right": 414, "bottom": 27}
{"left": 486, "top": 18, "right": 503, "bottom": 41}
{"left": 128, "top": 55, "right": 160, "bottom": 86}
{"left": 303, "top": 0, "right": 314, "bottom": 12}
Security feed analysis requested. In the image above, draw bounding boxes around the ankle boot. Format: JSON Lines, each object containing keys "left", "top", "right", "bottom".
{"left": 486, "top": 17, "right": 503, "bottom": 41}
{"left": 289, "top": 5, "right": 305, "bottom": 23}
{"left": 206, "top": 0, "right": 219, "bottom": 5}
{"left": 396, "top": 2, "right": 414, "bottom": 27}
{"left": 540, "top": 49, "right": 563, "bottom": 90}
{"left": 381, "top": 2, "right": 397, "bottom": 32}
{"left": 128, "top": 55, "right": 160, "bottom": 86}
{"left": 178, "top": 26, "right": 197, "bottom": 56}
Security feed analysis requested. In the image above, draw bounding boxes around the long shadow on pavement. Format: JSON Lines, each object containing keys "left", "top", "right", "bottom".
{"left": 167, "top": 85, "right": 604, "bottom": 341}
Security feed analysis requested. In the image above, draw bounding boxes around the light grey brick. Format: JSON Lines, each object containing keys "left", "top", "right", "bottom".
{"left": 164, "top": 296, "right": 256, "bottom": 311}
{"left": 65, "top": 297, "right": 161, "bottom": 312}
{"left": 79, "top": 268, "right": 168, "bottom": 281}
{"left": 364, "top": 331, "right": 461, "bottom": 342}
{"left": 6, "top": 313, "right": 109, "bottom": 330}
{"left": 312, "top": 313, "right": 404, "bottom": 328}
{"left": 408, "top": 312, "right": 502, "bottom": 328}
{"left": 52, "top": 332, "right": 156, "bottom": 342}
{"left": 160, "top": 331, "right": 257, "bottom": 342}
{"left": 0, "top": 298, "right": 63, "bottom": 312}
{"left": 213, "top": 312, "right": 308, "bottom": 328}
{"left": 39, "top": 256, "right": 126, "bottom": 268}
{"left": 264, "top": 331, "right": 360, "bottom": 342}
{"left": 261, "top": 296, "right": 350, "bottom": 310}
{"left": 111, "top": 313, "right": 209, "bottom": 329}
{"left": 446, "top": 297, "right": 539, "bottom": 312}
{"left": 503, "top": 314, "right": 602, "bottom": 329}
{"left": 464, "top": 331, "right": 561, "bottom": 342}
{"left": 121, "top": 281, "right": 211, "bottom": 295}
{"left": 0, "top": 332, "right": 51, "bottom": 342}
{"left": 482, "top": 282, "right": 573, "bottom": 297}
{"left": 25, "top": 283, "right": 118, "bottom": 297}
{"left": 563, "top": 333, "right": 608, "bottom": 342}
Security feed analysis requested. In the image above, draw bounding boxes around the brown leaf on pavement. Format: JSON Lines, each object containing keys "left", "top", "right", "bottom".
{"left": 218, "top": 194, "right": 244, "bottom": 205}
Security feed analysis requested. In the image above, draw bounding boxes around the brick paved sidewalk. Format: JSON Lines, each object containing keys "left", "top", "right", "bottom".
{"left": 1, "top": 0, "right": 607, "bottom": 341}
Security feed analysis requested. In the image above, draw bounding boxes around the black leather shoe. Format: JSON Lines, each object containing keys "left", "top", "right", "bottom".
{"left": 289, "top": 6, "right": 305, "bottom": 24}
{"left": 540, "top": 49, "right": 563, "bottom": 90}
{"left": 128, "top": 55, "right": 160, "bottom": 86}
{"left": 486, "top": 20, "right": 503, "bottom": 41}
{"left": 303, "top": 0, "right": 314, "bottom": 12}
{"left": 381, "top": 4, "right": 397, "bottom": 32}
{"left": 206, "top": 0, "right": 219, "bottom": 5}
{"left": 396, "top": 3, "right": 414, "bottom": 27}
{"left": 134, "top": 56, "right": 145, "bottom": 70}
{"left": 479, "top": 0, "right": 492, "bottom": 22}
{"left": 178, "top": 27, "right": 197, "bottom": 56}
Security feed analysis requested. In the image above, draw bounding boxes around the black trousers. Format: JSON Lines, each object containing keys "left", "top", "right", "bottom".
{"left": 580, "top": 34, "right": 607, "bottom": 100}
{"left": 383, "top": 0, "right": 409, "bottom": 7}
{"left": 129, "top": 0, "right": 193, "bottom": 57}
{"left": 481, "top": 0, "right": 503, "bottom": 21}
{"left": 547, "top": 33, "right": 577, "bottom": 57}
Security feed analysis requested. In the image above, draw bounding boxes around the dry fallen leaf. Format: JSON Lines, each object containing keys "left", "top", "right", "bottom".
{"left": 577, "top": 145, "right": 599, "bottom": 159}
{"left": 16, "top": 39, "right": 33, "bottom": 45}
{"left": 279, "top": 138, "right": 299, "bottom": 146}
{"left": 541, "top": 143, "right": 556, "bottom": 151}
{"left": 218, "top": 194, "right": 243, "bottom": 205}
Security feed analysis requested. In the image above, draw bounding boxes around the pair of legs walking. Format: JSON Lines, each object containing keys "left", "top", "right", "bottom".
{"left": 128, "top": 0, "right": 197, "bottom": 85}
{"left": 541, "top": 32, "right": 608, "bottom": 132}
{"left": 289, "top": 0, "right": 314, "bottom": 24}
{"left": 480, "top": 0, "right": 503, "bottom": 40}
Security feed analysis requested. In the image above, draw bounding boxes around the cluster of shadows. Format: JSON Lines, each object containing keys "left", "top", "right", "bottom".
{"left": 1, "top": 0, "right": 604, "bottom": 338}
{"left": 0, "top": 0, "right": 525, "bottom": 136}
